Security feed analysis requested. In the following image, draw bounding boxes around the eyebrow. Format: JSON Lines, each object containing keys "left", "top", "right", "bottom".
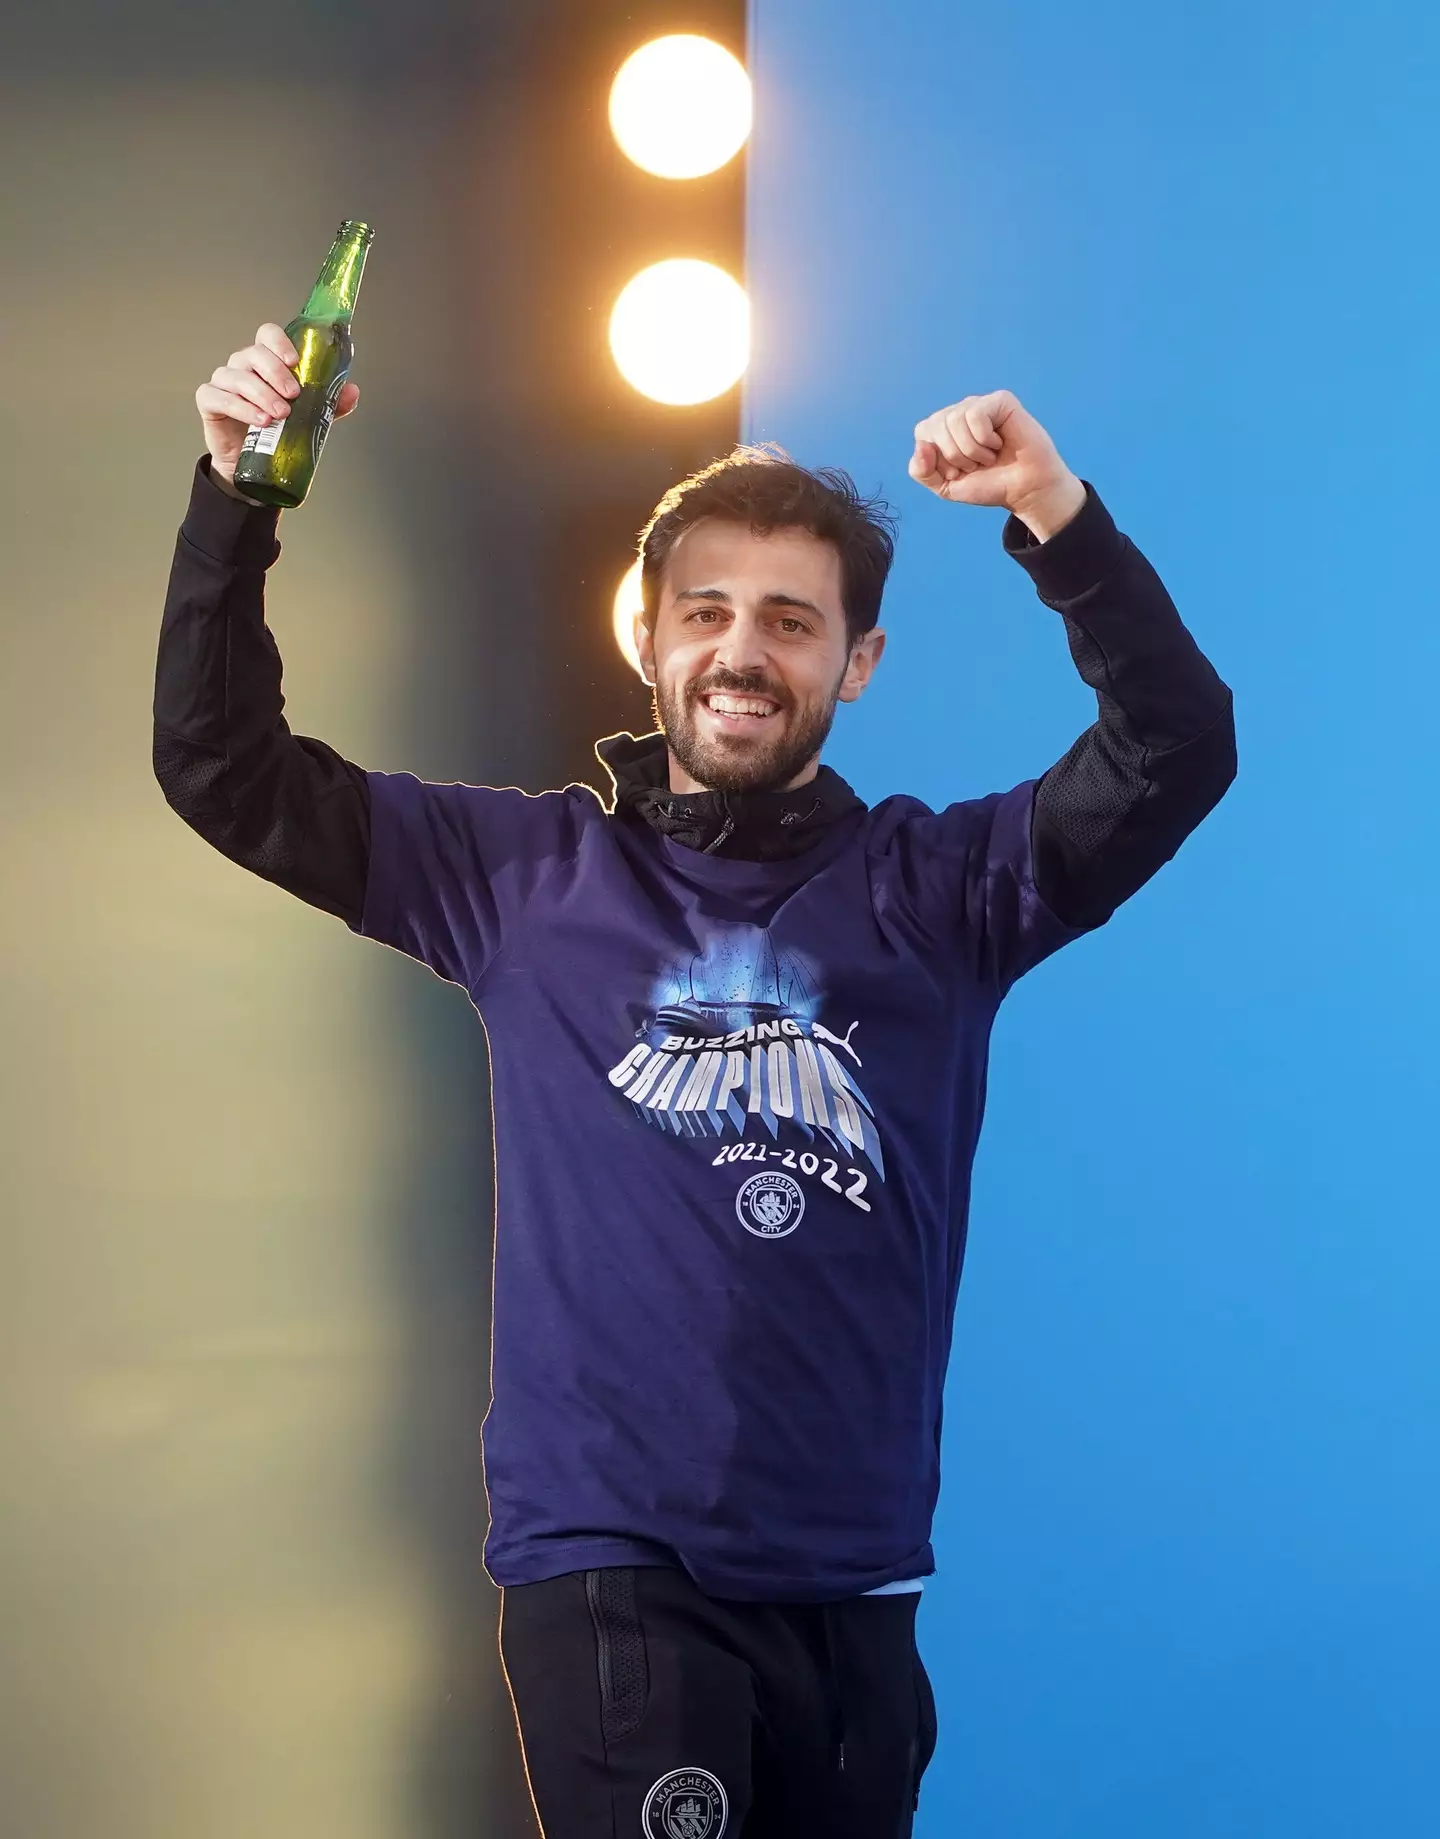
{"left": 673, "top": 587, "right": 828, "bottom": 619}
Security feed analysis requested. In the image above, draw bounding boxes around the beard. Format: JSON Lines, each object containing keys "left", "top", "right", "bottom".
{"left": 654, "top": 664, "right": 844, "bottom": 794}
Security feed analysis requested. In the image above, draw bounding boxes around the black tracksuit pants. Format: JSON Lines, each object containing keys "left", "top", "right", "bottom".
{"left": 500, "top": 1566, "right": 938, "bottom": 1837}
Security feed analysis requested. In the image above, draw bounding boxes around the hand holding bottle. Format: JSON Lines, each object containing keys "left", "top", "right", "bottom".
{"left": 193, "top": 216, "right": 372, "bottom": 508}
{"left": 197, "top": 322, "right": 361, "bottom": 490}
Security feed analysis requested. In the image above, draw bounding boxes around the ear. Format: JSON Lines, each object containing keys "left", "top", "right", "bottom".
{"left": 634, "top": 614, "right": 656, "bottom": 685}
{"left": 837, "top": 627, "right": 886, "bottom": 704}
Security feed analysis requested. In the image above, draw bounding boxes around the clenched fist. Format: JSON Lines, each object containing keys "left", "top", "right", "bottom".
{"left": 909, "top": 390, "right": 1085, "bottom": 542}
{"left": 196, "top": 321, "right": 360, "bottom": 486}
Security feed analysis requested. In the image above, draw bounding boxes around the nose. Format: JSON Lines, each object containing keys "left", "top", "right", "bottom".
{"left": 711, "top": 610, "right": 770, "bottom": 679}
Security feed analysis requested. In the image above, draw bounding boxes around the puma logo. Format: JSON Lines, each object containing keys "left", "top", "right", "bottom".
{"left": 812, "top": 1019, "right": 861, "bottom": 1066}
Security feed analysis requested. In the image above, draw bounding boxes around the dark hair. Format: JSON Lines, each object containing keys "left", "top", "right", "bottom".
{"left": 637, "top": 443, "right": 898, "bottom": 647}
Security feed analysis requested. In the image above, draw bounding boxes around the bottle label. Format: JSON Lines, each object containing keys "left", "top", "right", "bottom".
{"left": 241, "top": 422, "right": 283, "bottom": 457}
{"left": 312, "top": 372, "right": 347, "bottom": 466}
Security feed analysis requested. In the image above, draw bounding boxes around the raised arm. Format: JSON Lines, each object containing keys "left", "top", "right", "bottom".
{"left": 1004, "top": 478, "right": 1233, "bottom": 927}
{"left": 153, "top": 323, "right": 370, "bottom": 925}
{"left": 910, "top": 391, "right": 1235, "bottom": 929}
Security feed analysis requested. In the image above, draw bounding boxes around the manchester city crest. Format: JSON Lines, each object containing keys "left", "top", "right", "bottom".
{"left": 735, "top": 1170, "right": 805, "bottom": 1238}
{"left": 642, "top": 1767, "right": 729, "bottom": 1839}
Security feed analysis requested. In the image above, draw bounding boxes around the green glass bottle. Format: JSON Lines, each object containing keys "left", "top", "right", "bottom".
{"left": 233, "top": 220, "right": 373, "bottom": 508}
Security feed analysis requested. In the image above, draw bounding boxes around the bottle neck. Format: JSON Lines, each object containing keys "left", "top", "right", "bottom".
{"left": 302, "top": 234, "right": 369, "bottom": 323}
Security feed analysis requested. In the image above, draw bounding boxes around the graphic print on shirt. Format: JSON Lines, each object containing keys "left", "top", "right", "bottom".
{"left": 605, "top": 925, "right": 885, "bottom": 1220}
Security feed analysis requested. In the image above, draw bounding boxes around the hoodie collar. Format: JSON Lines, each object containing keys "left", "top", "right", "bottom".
{"left": 595, "top": 731, "right": 866, "bottom": 862}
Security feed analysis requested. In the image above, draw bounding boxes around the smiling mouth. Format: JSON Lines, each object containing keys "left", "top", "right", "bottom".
{"left": 700, "top": 692, "right": 782, "bottom": 724}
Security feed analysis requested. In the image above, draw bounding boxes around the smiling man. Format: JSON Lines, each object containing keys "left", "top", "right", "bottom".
{"left": 156, "top": 332, "right": 1236, "bottom": 1838}
{"left": 642, "top": 515, "right": 880, "bottom": 795}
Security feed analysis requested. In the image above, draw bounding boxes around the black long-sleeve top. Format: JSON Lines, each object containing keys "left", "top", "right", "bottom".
{"left": 152, "top": 456, "right": 1235, "bottom": 936}
{"left": 152, "top": 455, "right": 1241, "bottom": 1601}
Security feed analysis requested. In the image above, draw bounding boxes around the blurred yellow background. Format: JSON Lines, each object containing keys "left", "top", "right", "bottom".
{"left": 0, "top": 7, "right": 744, "bottom": 1834}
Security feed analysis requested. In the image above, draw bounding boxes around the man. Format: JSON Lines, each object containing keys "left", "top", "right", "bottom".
{"left": 156, "top": 322, "right": 1235, "bottom": 1837}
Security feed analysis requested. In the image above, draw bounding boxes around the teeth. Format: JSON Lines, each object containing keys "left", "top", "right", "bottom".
{"left": 707, "top": 695, "right": 776, "bottom": 717}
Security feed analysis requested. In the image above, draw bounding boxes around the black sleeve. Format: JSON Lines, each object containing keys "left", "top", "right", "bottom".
{"left": 1002, "top": 481, "right": 1237, "bottom": 932}
{"left": 152, "top": 455, "right": 372, "bottom": 928}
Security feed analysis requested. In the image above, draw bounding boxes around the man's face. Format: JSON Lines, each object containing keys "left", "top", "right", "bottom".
{"left": 634, "top": 519, "right": 886, "bottom": 795}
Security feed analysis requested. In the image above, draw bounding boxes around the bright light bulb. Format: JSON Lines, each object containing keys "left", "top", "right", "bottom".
{"left": 609, "top": 35, "right": 752, "bottom": 179}
{"left": 609, "top": 259, "right": 749, "bottom": 406}
{"left": 612, "top": 560, "right": 646, "bottom": 677}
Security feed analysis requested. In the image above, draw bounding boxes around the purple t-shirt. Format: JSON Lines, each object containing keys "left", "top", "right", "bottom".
{"left": 351, "top": 768, "right": 1080, "bottom": 1602}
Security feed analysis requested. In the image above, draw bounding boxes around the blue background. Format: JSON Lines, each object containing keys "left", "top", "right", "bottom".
{"left": 746, "top": 3, "right": 1439, "bottom": 1832}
